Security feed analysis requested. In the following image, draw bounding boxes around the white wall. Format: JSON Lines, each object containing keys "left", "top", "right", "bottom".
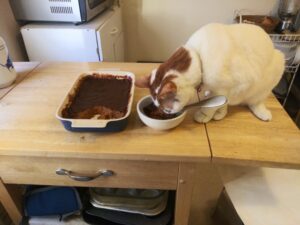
{"left": 0, "top": 0, "right": 27, "bottom": 61}
{"left": 121, "top": 0, "right": 279, "bottom": 62}
{"left": 0, "top": 0, "right": 279, "bottom": 62}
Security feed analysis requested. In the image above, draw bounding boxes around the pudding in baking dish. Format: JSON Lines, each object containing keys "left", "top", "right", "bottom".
{"left": 62, "top": 74, "right": 132, "bottom": 120}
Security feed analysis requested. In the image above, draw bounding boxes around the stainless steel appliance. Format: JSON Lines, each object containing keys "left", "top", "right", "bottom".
{"left": 276, "top": 0, "right": 300, "bottom": 33}
{"left": 9, "top": 0, "right": 114, "bottom": 24}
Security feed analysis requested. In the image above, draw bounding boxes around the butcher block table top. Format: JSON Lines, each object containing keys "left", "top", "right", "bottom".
{"left": 207, "top": 96, "right": 300, "bottom": 169}
{"left": 2, "top": 62, "right": 299, "bottom": 225}
{"left": 0, "top": 62, "right": 299, "bottom": 167}
{"left": 0, "top": 62, "right": 210, "bottom": 162}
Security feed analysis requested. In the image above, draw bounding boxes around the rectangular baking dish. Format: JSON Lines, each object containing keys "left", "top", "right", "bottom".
{"left": 55, "top": 71, "right": 135, "bottom": 132}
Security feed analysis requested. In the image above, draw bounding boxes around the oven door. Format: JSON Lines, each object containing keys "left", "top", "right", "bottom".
{"left": 84, "top": 0, "right": 114, "bottom": 21}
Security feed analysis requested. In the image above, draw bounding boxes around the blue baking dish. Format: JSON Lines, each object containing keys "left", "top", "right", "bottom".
{"left": 55, "top": 71, "right": 135, "bottom": 132}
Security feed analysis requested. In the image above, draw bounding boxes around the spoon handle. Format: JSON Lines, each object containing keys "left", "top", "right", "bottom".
{"left": 184, "top": 95, "right": 227, "bottom": 110}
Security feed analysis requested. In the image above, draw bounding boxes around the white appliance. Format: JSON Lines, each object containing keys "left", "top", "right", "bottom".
{"left": 21, "top": 7, "right": 124, "bottom": 62}
{"left": 10, "top": 0, "right": 114, "bottom": 24}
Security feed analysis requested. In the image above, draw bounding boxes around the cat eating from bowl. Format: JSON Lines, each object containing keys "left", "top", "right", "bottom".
{"left": 136, "top": 23, "right": 285, "bottom": 123}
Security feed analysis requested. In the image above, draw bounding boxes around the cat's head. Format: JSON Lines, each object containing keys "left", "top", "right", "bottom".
{"left": 136, "top": 47, "right": 201, "bottom": 114}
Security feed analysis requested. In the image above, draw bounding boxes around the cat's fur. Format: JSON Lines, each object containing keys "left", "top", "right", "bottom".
{"left": 136, "top": 23, "right": 285, "bottom": 122}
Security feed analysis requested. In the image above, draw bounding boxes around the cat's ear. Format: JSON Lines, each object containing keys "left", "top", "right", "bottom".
{"left": 158, "top": 81, "right": 177, "bottom": 98}
{"left": 135, "top": 75, "right": 150, "bottom": 88}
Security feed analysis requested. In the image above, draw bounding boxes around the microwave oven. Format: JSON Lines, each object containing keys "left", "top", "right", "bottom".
{"left": 9, "top": 0, "right": 114, "bottom": 24}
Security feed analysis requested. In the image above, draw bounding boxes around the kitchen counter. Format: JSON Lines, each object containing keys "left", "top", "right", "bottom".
{"left": 0, "top": 62, "right": 209, "bottom": 225}
{"left": 0, "top": 62, "right": 210, "bottom": 161}
{"left": 207, "top": 95, "right": 300, "bottom": 169}
{"left": 0, "top": 62, "right": 299, "bottom": 225}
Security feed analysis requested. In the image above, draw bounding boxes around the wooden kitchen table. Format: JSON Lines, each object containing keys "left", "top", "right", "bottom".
{"left": 207, "top": 95, "right": 300, "bottom": 169}
{"left": 0, "top": 62, "right": 211, "bottom": 225}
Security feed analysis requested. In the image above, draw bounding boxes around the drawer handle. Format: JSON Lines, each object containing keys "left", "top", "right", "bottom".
{"left": 56, "top": 168, "right": 114, "bottom": 182}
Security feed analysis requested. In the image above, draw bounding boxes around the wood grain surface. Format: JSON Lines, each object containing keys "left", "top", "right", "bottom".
{"left": 0, "top": 179, "right": 22, "bottom": 225}
{"left": 175, "top": 163, "right": 197, "bottom": 225}
{"left": 0, "top": 62, "right": 210, "bottom": 162}
{"left": 0, "top": 156, "right": 178, "bottom": 190}
{"left": 208, "top": 96, "right": 300, "bottom": 169}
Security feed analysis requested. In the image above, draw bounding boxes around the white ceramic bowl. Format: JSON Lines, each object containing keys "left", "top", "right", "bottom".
{"left": 137, "top": 96, "right": 187, "bottom": 130}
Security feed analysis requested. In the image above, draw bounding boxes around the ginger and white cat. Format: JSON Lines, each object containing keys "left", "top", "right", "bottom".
{"left": 136, "top": 23, "right": 285, "bottom": 122}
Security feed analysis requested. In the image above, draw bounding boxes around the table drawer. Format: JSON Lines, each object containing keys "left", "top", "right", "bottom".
{"left": 0, "top": 156, "right": 178, "bottom": 190}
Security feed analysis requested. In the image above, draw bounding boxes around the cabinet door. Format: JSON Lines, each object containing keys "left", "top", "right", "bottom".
{"left": 114, "top": 32, "right": 124, "bottom": 62}
{"left": 96, "top": 7, "right": 122, "bottom": 62}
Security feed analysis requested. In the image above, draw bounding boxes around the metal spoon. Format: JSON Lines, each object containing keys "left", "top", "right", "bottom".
{"left": 162, "top": 95, "right": 227, "bottom": 115}
{"left": 183, "top": 95, "right": 228, "bottom": 111}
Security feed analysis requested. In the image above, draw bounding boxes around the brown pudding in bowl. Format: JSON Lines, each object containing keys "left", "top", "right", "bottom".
{"left": 137, "top": 95, "right": 187, "bottom": 130}
{"left": 143, "top": 103, "right": 178, "bottom": 120}
{"left": 62, "top": 74, "right": 132, "bottom": 119}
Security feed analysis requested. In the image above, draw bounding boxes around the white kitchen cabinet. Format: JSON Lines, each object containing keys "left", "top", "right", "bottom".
{"left": 21, "top": 6, "right": 124, "bottom": 62}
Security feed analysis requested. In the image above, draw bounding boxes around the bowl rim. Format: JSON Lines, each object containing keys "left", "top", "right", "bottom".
{"left": 137, "top": 95, "right": 187, "bottom": 122}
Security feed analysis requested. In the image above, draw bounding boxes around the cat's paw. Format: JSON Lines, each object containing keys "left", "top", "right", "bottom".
{"left": 194, "top": 109, "right": 214, "bottom": 123}
{"left": 249, "top": 103, "right": 272, "bottom": 121}
{"left": 213, "top": 106, "right": 228, "bottom": 121}
{"left": 255, "top": 109, "right": 272, "bottom": 121}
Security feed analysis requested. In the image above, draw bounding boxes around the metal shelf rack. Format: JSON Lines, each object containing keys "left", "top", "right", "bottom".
{"left": 270, "top": 33, "right": 300, "bottom": 106}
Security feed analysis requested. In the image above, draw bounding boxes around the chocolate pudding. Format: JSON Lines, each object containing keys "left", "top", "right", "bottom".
{"left": 143, "top": 103, "right": 178, "bottom": 120}
{"left": 62, "top": 74, "right": 132, "bottom": 119}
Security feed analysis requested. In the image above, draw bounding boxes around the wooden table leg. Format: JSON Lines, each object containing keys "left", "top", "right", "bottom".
{"left": 0, "top": 178, "right": 22, "bottom": 225}
{"left": 174, "top": 162, "right": 197, "bottom": 225}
